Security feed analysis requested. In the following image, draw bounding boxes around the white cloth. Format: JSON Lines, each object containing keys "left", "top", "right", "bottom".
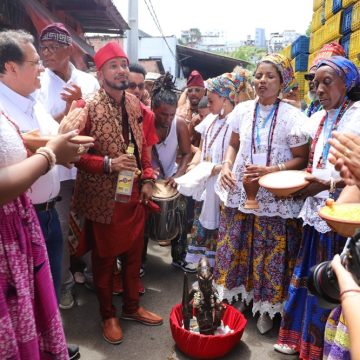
{"left": 37, "top": 64, "right": 100, "bottom": 181}
{"left": 152, "top": 117, "right": 178, "bottom": 178}
{"left": 0, "top": 112, "right": 27, "bottom": 168}
{"left": 0, "top": 82, "right": 60, "bottom": 204}
{"left": 299, "top": 101, "right": 360, "bottom": 233}
{"left": 216, "top": 100, "right": 309, "bottom": 219}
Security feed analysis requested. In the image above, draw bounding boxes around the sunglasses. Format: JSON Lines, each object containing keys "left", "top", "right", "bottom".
{"left": 128, "top": 82, "right": 145, "bottom": 90}
{"left": 304, "top": 73, "right": 315, "bottom": 81}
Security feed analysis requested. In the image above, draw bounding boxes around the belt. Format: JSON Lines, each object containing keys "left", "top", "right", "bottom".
{"left": 33, "top": 196, "right": 62, "bottom": 212}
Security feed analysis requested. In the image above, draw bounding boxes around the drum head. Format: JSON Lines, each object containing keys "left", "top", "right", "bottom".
{"left": 152, "top": 179, "right": 179, "bottom": 200}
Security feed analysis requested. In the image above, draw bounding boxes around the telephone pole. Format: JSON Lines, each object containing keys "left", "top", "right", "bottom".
{"left": 127, "top": 0, "right": 139, "bottom": 63}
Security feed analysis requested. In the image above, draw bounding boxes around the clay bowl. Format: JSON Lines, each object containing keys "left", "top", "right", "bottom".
{"left": 259, "top": 170, "right": 309, "bottom": 197}
{"left": 318, "top": 203, "right": 360, "bottom": 237}
{"left": 22, "top": 132, "right": 94, "bottom": 152}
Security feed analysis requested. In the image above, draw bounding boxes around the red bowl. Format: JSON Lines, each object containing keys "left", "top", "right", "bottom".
{"left": 169, "top": 303, "right": 247, "bottom": 359}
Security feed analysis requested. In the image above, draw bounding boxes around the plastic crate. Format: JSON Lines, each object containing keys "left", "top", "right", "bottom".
{"left": 323, "top": 10, "right": 342, "bottom": 43}
{"left": 333, "top": 0, "right": 342, "bottom": 14}
{"left": 343, "top": 0, "right": 356, "bottom": 7}
{"left": 340, "top": 33, "right": 351, "bottom": 56}
{"left": 291, "top": 36, "right": 310, "bottom": 58}
{"left": 325, "top": 0, "right": 333, "bottom": 20}
{"left": 314, "top": 0, "right": 324, "bottom": 11}
{"left": 350, "top": 56, "right": 360, "bottom": 69}
{"left": 282, "top": 44, "right": 292, "bottom": 60}
{"left": 313, "top": 27, "right": 326, "bottom": 51}
{"left": 294, "top": 53, "right": 309, "bottom": 72}
{"left": 349, "top": 29, "right": 360, "bottom": 59}
{"left": 342, "top": 5, "right": 353, "bottom": 34}
{"left": 312, "top": 7, "right": 324, "bottom": 32}
{"left": 308, "top": 51, "right": 318, "bottom": 69}
{"left": 294, "top": 71, "right": 307, "bottom": 92}
{"left": 351, "top": 1, "right": 360, "bottom": 32}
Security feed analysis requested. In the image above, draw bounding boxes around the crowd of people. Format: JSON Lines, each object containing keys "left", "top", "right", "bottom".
{"left": 0, "top": 23, "right": 360, "bottom": 360}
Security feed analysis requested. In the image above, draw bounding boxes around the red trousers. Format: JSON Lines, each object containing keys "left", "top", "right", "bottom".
{"left": 91, "top": 223, "right": 144, "bottom": 320}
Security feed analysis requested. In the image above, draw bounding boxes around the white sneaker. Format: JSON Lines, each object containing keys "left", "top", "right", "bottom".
{"left": 256, "top": 313, "right": 273, "bottom": 334}
{"left": 59, "top": 289, "right": 74, "bottom": 310}
{"left": 273, "top": 343, "right": 297, "bottom": 355}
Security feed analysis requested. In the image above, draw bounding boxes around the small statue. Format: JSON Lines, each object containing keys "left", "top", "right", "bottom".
{"left": 182, "top": 257, "right": 225, "bottom": 335}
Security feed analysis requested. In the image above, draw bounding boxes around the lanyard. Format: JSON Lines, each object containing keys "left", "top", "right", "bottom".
{"left": 255, "top": 104, "right": 277, "bottom": 148}
{"left": 203, "top": 116, "right": 227, "bottom": 161}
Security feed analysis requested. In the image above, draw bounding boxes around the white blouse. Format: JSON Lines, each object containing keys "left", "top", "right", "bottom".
{"left": 216, "top": 99, "right": 309, "bottom": 219}
{"left": 299, "top": 101, "right": 360, "bottom": 233}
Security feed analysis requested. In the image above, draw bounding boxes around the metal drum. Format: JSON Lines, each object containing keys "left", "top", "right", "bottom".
{"left": 148, "top": 180, "right": 180, "bottom": 242}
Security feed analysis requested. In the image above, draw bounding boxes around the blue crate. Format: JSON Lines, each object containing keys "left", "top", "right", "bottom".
{"left": 291, "top": 36, "right": 310, "bottom": 58}
{"left": 294, "top": 53, "right": 309, "bottom": 72}
{"left": 340, "top": 33, "right": 351, "bottom": 56}
{"left": 333, "top": 0, "right": 342, "bottom": 14}
{"left": 342, "top": 5, "right": 353, "bottom": 34}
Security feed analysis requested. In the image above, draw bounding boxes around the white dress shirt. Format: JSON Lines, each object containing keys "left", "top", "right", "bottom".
{"left": 37, "top": 63, "right": 100, "bottom": 181}
{"left": 0, "top": 81, "right": 60, "bottom": 204}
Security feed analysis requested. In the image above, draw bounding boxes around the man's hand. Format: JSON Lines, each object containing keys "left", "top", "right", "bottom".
{"left": 111, "top": 154, "right": 137, "bottom": 173}
{"left": 61, "top": 83, "right": 82, "bottom": 104}
{"left": 58, "top": 101, "right": 88, "bottom": 134}
{"left": 140, "top": 182, "right": 154, "bottom": 204}
{"left": 165, "top": 177, "right": 177, "bottom": 188}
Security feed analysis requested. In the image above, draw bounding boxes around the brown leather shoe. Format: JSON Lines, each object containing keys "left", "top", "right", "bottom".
{"left": 102, "top": 317, "right": 123, "bottom": 344}
{"left": 120, "top": 306, "right": 163, "bottom": 326}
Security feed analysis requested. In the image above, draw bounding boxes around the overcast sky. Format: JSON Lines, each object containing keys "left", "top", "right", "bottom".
{"left": 114, "top": 0, "right": 314, "bottom": 41}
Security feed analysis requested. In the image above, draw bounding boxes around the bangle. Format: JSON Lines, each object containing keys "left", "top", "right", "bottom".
{"left": 109, "top": 158, "right": 112, "bottom": 173}
{"left": 329, "top": 177, "right": 336, "bottom": 193}
{"left": 222, "top": 160, "right": 233, "bottom": 166}
{"left": 340, "top": 289, "right": 360, "bottom": 299}
{"left": 103, "top": 155, "right": 109, "bottom": 174}
{"left": 36, "top": 147, "right": 56, "bottom": 173}
{"left": 142, "top": 178, "right": 155, "bottom": 186}
{"left": 278, "top": 163, "right": 287, "bottom": 171}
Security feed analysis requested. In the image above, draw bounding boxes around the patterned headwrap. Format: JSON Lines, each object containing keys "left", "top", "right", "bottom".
{"left": 310, "top": 42, "right": 346, "bottom": 70}
{"left": 316, "top": 56, "right": 360, "bottom": 92}
{"left": 205, "top": 72, "right": 245, "bottom": 104}
{"left": 40, "top": 23, "right": 72, "bottom": 46}
{"left": 258, "top": 53, "right": 296, "bottom": 94}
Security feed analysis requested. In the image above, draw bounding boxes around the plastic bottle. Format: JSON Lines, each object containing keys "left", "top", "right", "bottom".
{"left": 115, "top": 143, "right": 135, "bottom": 203}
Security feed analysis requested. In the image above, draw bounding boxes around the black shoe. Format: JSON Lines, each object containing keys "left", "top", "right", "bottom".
{"left": 68, "top": 344, "right": 80, "bottom": 360}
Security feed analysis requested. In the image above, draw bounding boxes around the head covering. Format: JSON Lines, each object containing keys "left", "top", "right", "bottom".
{"left": 258, "top": 53, "right": 295, "bottom": 94}
{"left": 39, "top": 23, "right": 72, "bottom": 46}
{"left": 187, "top": 70, "right": 204, "bottom": 88}
{"left": 310, "top": 42, "right": 346, "bottom": 70}
{"left": 316, "top": 56, "right": 360, "bottom": 92}
{"left": 94, "top": 41, "right": 129, "bottom": 70}
{"left": 205, "top": 72, "right": 245, "bottom": 104}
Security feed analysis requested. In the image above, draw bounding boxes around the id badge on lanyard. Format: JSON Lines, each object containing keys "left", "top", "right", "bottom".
{"left": 252, "top": 153, "right": 267, "bottom": 166}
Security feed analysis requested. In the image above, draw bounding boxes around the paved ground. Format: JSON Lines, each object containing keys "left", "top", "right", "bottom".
{"left": 58, "top": 181, "right": 299, "bottom": 359}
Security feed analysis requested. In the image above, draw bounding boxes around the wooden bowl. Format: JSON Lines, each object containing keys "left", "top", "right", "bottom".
{"left": 318, "top": 203, "right": 360, "bottom": 237}
{"left": 259, "top": 170, "right": 309, "bottom": 197}
{"left": 22, "top": 133, "right": 94, "bottom": 152}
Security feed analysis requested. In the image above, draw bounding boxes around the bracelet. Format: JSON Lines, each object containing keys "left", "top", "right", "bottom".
{"left": 36, "top": 147, "right": 56, "bottom": 172}
{"left": 142, "top": 178, "right": 155, "bottom": 187}
{"left": 222, "top": 160, "right": 233, "bottom": 166}
{"left": 278, "top": 163, "right": 287, "bottom": 171}
{"left": 103, "top": 155, "right": 109, "bottom": 174}
{"left": 109, "top": 158, "right": 112, "bottom": 173}
{"left": 329, "top": 177, "right": 336, "bottom": 193}
{"left": 340, "top": 289, "right": 360, "bottom": 299}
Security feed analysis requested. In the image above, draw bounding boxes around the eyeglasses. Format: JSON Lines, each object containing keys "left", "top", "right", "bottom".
{"left": 24, "top": 59, "right": 43, "bottom": 67}
{"left": 39, "top": 44, "right": 67, "bottom": 54}
{"left": 304, "top": 73, "right": 315, "bottom": 81}
{"left": 188, "top": 88, "right": 202, "bottom": 94}
{"left": 128, "top": 82, "right": 145, "bottom": 90}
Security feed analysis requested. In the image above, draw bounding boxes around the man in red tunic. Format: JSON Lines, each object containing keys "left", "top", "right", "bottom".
{"left": 72, "top": 42, "right": 163, "bottom": 344}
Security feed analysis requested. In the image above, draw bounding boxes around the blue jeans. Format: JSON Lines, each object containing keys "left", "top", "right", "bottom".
{"left": 36, "top": 207, "right": 63, "bottom": 302}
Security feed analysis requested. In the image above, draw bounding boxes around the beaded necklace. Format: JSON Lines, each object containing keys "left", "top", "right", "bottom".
{"left": 250, "top": 99, "right": 280, "bottom": 166}
{"left": 203, "top": 116, "right": 229, "bottom": 162}
{"left": 306, "top": 97, "right": 350, "bottom": 173}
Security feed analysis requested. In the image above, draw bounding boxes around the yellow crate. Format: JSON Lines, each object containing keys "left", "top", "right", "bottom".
{"left": 352, "top": 1, "right": 360, "bottom": 32}
{"left": 308, "top": 51, "right": 318, "bottom": 69}
{"left": 324, "top": 0, "right": 333, "bottom": 20}
{"left": 294, "top": 71, "right": 307, "bottom": 92}
{"left": 343, "top": 0, "right": 356, "bottom": 7}
{"left": 282, "top": 44, "right": 292, "bottom": 60}
{"left": 311, "top": 7, "right": 324, "bottom": 32}
{"left": 313, "top": 27, "right": 326, "bottom": 51}
{"left": 323, "top": 11, "right": 342, "bottom": 43}
{"left": 349, "top": 29, "right": 360, "bottom": 59}
{"left": 313, "top": 0, "right": 323, "bottom": 11}
{"left": 291, "top": 58, "right": 296, "bottom": 72}
{"left": 350, "top": 56, "right": 360, "bottom": 69}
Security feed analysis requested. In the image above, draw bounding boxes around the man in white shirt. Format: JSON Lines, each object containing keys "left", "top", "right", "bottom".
{"left": 0, "top": 29, "right": 84, "bottom": 360}
{"left": 37, "top": 23, "right": 100, "bottom": 309}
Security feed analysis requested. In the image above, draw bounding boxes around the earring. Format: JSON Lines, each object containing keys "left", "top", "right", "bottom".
{"left": 220, "top": 107, "right": 225, "bottom": 116}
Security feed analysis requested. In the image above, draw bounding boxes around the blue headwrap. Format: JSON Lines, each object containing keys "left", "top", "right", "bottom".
{"left": 316, "top": 56, "right": 360, "bottom": 92}
{"left": 205, "top": 72, "right": 245, "bottom": 104}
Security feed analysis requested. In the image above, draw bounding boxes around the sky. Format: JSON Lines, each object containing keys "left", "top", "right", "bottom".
{"left": 114, "top": 0, "right": 314, "bottom": 42}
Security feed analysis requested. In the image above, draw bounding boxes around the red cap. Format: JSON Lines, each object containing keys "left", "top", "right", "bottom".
{"left": 187, "top": 70, "right": 204, "bottom": 88}
{"left": 94, "top": 41, "right": 129, "bottom": 70}
{"left": 310, "top": 42, "right": 346, "bottom": 69}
